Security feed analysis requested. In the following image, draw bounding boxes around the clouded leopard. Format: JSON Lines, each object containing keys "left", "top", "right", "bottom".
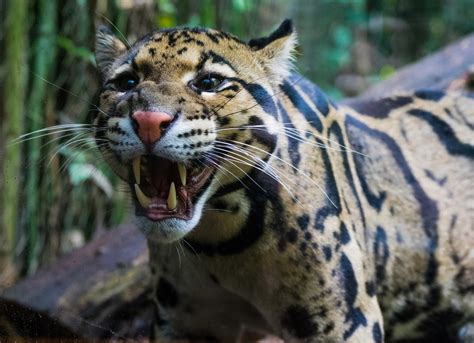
{"left": 94, "top": 20, "right": 474, "bottom": 342}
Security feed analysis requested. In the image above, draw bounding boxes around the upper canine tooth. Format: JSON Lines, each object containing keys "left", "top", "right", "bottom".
{"left": 167, "top": 182, "right": 177, "bottom": 210}
{"left": 134, "top": 184, "right": 151, "bottom": 208}
{"left": 133, "top": 157, "right": 141, "bottom": 184}
{"left": 178, "top": 163, "right": 186, "bottom": 186}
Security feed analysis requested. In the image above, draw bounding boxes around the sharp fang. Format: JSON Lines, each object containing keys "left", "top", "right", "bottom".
{"left": 167, "top": 182, "right": 177, "bottom": 210}
{"left": 133, "top": 157, "right": 141, "bottom": 184}
{"left": 134, "top": 184, "right": 151, "bottom": 208}
{"left": 178, "top": 162, "right": 186, "bottom": 186}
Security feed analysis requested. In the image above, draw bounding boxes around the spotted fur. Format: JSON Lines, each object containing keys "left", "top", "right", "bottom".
{"left": 94, "top": 21, "right": 474, "bottom": 342}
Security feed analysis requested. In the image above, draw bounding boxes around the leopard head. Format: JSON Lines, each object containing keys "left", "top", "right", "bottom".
{"left": 94, "top": 20, "right": 297, "bottom": 243}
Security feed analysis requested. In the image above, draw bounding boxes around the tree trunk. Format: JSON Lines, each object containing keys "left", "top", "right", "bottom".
{"left": 0, "top": 0, "right": 28, "bottom": 288}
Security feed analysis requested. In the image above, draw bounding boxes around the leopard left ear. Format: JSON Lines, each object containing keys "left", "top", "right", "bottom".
{"left": 249, "top": 19, "right": 297, "bottom": 85}
{"left": 95, "top": 26, "right": 127, "bottom": 76}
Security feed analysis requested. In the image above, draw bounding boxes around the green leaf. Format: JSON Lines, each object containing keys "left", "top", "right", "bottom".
{"left": 56, "top": 36, "right": 94, "bottom": 65}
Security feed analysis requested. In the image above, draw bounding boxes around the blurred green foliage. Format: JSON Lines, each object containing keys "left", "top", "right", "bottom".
{"left": 0, "top": 0, "right": 472, "bottom": 281}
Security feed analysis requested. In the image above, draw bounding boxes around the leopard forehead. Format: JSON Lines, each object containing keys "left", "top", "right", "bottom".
{"left": 111, "top": 28, "right": 260, "bottom": 81}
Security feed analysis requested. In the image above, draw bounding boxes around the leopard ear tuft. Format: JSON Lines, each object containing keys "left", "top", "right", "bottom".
{"left": 95, "top": 26, "right": 127, "bottom": 75}
{"left": 249, "top": 19, "right": 297, "bottom": 85}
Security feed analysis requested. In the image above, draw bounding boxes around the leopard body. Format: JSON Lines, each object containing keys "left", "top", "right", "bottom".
{"left": 94, "top": 20, "right": 474, "bottom": 342}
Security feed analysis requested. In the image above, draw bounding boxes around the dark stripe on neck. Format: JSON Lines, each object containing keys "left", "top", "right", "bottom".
{"left": 289, "top": 75, "right": 330, "bottom": 117}
{"left": 313, "top": 140, "right": 341, "bottom": 232}
{"left": 186, "top": 170, "right": 281, "bottom": 256}
{"left": 281, "top": 81, "right": 323, "bottom": 132}
{"left": 328, "top": 121, "right": 367, "bottom": 230}
{"left": 277, "top": 101, "right": 301, "bottom": 169}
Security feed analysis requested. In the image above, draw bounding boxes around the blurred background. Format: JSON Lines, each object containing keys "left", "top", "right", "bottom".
{"left": 0, "top": 0, "right": 473, "bottom": 286}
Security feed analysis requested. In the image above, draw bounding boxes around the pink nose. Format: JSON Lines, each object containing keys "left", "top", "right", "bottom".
{"left": 132, "top": 111, "right": 173, "bottom": 145}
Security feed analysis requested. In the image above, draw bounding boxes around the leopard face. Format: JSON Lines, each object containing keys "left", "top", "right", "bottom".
{"left": 94, "top": 22, "right": 296, "bottom": 242}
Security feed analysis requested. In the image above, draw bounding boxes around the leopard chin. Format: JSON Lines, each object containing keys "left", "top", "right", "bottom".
{"left": 135, "top": 216, "right": 190, "bottom": 243}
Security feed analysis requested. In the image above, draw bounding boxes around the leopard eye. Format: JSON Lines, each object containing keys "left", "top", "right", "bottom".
{"left": 191, "top": 74, "right": 225, "bottom": 92}
{"left": 115, "top": 74, "right": 139, "bottom": 92}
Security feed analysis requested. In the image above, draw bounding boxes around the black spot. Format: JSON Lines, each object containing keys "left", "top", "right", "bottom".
{"left": 218, "top": 116, "right": 230, "bottom": 126}
{"left": 205, "top": 31, "right": 219, "bottom": 43}
{"left": 299, "top": 241, "right": 308, "bottom": 255}
{"left": 278, "top": 239, "right": 287, "bottom": 252}
{"left": 297, "top": 214, "right": 310, "bottom": 231}
{"left": 156, "top": 277, "right": 178, "bottom": 308}
{"left": 365, "top": 281, "right": 376, "bottom": 297}
{"left": 286, "top": 228, "right": 298, "bottom": 243}
{"left": 372, "top": 322, "right": 383, "bottom": 343}
{"left": 281, "top": 305, "right": 318, "bottom": 339}
{"left": 148, "top": 47, "right": 156, "bottom": 57}
{"left": 323, "top": 322, "right": 335, "bottom": 334}
{"left": 314, "top": 207, "right": 332, "bottom": 232}
{"left": 340, "top": 253, "right": 368, "bottom": 339}
{"left": 177, "top": 47, "right": 188, "bottom": 55}
{"left": 374, "top": 226, "right": 389, "bottom": 285}
{"left": 322, "top": 245, "right": 332, "bottom": 261}
{"left": 339, "top": 222, "right": 351, "bottom": 244}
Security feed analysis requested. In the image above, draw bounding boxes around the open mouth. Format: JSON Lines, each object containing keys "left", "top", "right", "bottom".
{"left": 131, "top": 155, "right": 214, "bottom": 221}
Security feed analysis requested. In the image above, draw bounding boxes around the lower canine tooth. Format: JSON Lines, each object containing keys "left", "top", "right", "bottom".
{"left": 133, "top": 157, "right": 141, "bottom": 184}
{"left": 134, "top": 184, "right": 151, "bottom": 208}
{"left": 178, "top": 163, "right": 186, "bottom": 185}
{"left": 167, "top": 182, "right": 177, "bottom": 210}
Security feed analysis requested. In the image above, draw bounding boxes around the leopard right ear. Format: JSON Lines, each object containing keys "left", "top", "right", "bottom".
{"left": 95, "top": 26, "right": 127, "bottom": 75}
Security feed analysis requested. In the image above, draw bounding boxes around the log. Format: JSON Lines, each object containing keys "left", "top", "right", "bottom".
{"left": 0, "top": 224, "right": 152, "bottom": 339}
{"left": 344, "top": 32, "right": 474, "bottom": 105}
{"left": 1, "top": 33, "right": 474, "bottom": 340}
